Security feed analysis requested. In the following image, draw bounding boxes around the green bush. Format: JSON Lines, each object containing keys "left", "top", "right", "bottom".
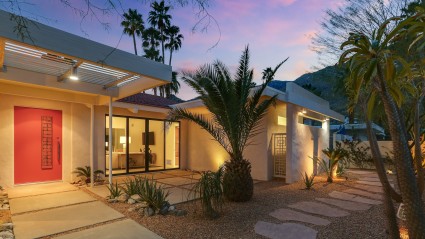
{"left": 72, "top": 166, "right": 104, "bottom": 184}
{"left": 191, "top": 167, "right": 224, "bottom": 218}
{"left": 300, "top": 172, "right": 315, "bottom": 190}
{"left": 341, "top": 140, "right": 373, "bottom": 169}
{"left": 107, "top": 182, "right": 122, "bottom": 199}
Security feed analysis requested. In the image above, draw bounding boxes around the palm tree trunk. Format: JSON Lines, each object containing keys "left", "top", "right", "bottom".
{"left": 363, "top": 102, "right": 400, "bottom": 238}
{"left": 169, "top": 50, "right": 173, "bottom": 66}
{"left": 415, "top": 98, "right": 425, "bottom": 195}
{"left": 376, "top": 65, "right": 425, "bottom": 238}
{"left": 161, "top": 30, "right": 165, "bottom": 64}
{"left": 132, "top": 34, "right": 138, "bottom": 56}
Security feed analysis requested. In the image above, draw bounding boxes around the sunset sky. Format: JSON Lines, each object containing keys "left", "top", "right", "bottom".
{"left": 3, "top": 0, "right": 343, "bottom": 100}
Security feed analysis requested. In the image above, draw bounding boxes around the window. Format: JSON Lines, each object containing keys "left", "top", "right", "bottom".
{"left": 300, "top": 116, "right": 322, "bottom": 128}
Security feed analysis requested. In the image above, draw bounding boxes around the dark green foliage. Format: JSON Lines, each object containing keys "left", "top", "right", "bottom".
{"left": 341, "top": 140, "right": 374, "bottom": 168}
{"left": 301, "top": 172, "right": 315, "bottom": 190}
{"left": 191, "top": 167, "right": 224, "bottom": 218}
{"left": 107, "top": 182, "right": 122, "bottom": 199}
{"left": 222, "top": 159, "right": 253, "bottom": 202}
{"left": 135, "top": 176, "right": 170, "bottom": 211}
{"left": 72, "top": 166, "right": 104, "bottom": 184}
{"left": 122, "top": 177, "right": 139, "bottom": 196}
{"left": 315, "top": 144, "right": 348, "bottom": 183}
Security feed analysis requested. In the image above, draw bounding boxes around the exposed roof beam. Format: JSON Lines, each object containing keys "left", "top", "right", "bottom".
{"left": 103, "top": 74, "right": 135, "bottom": 89}
{"left": 0, "top": 38, "right": 5, "bottom": 72}
{"left": 57, "top": 60, "right": 83, "bottom": 82}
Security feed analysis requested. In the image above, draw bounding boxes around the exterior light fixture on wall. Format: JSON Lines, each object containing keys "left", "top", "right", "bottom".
{"left": 302, "top": 109, "right": 307, "bottom": 114}
{"left": 69, "top": 67, "right": 79, "bottom": 80}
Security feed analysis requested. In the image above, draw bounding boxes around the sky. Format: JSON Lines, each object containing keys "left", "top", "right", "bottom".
{"left": 3, "top": 0, "right": 343, "bottom": 100}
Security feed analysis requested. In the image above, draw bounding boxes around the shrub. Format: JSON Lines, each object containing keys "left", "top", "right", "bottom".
{"left": 191, "top": 166, "right": 224, "bottom": 218}
{"left": 300, "top": 172, "right": 315, "bottom": 190}
{"left": 72, "top": 166, "right": 104, "bottom": 184}
{"left": 107, "top": 182, "right": 122, "bottom": 199}
{"left": 314, "top": 145, "right": 348, "bottom": 183}
{"left": 136, "top": 176, "right": 170, "bottom": 211}
{"left": 341, "top": 140, "right": 373, "bottom": 169}
{"left": 122, "top": 177, "right": 139, "bottom": 196}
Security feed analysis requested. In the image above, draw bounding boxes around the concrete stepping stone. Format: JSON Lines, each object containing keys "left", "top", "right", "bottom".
{"left": 358, "top": 177, "right": 393, "bottom": 182}
{"left": 8, "top": 182, "right": 77, "bottom": 199}
{"left": 351, "top": 184, "right": 383, "bottom": 193}
{"left": 343, "top": 189, "right": 383, "bottom": 200}
{"left": 254, "top": 221, "right": 317, "bottom": 239}
{"left": 288, "top": 201, "right": 349, "bottom": 217}
{"left": 269, "top": 208, "right": 330, "bottom": 226}
{"left": 329, "top": 191, "right": 382, "bottom": 205}
{"left": 357, "top": 180, "right": 395, "bottom": 188}
{"left": 315, "top": 198, "right": 371, "bottom": 211}
{"left": 54, "top": 219, "right": 162, "bottom": 239}
{"left": 346, "top": 170, "right": 377, "bottom": 175}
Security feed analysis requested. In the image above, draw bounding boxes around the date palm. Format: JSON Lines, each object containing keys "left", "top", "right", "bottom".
{"left": 339, "top": 18, "right": 425, "bottom": 237}
{"left": 165, "top": 25, "right": 183, "bottom": 66}
{"left": 168, "top": 46, "right": 285, "bottom": 201}
{"left": 148, "top": 0, "right": 171, "bottom": 64}
{"left": 121, "top": 9, "right": 144, "bottom": 56}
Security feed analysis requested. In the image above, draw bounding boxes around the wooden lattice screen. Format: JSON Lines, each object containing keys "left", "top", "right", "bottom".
{"left": 41, "top": 116, "right": 53, "bottom": 169}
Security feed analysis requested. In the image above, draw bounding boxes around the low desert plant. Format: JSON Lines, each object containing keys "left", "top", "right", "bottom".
{"left": 107, "top": 182, "right": 122, "bottom": 199}
{"left": 72, "top": 166, "right": 104, "bottom": 184}
{"left": 191, "top": 166, "right": 224, "bottom": 218}
{"left": 314, "top": 145, "right": 348, "bottom": 183}
{"left": 341, "top": 140, "right": 373, "bottom": 169}
{"left": 122, "top": 177, "right": 139, "bottom": 196}
{"left": 136, "top": 177, "right": 170, "bottom": 211}
{"left": 300, "top": 172, "right": 315, "bottom": 190}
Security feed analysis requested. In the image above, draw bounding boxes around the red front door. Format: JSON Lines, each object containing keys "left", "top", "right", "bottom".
{"left": 14, "top": 107, "right": 62, "bottom": 184}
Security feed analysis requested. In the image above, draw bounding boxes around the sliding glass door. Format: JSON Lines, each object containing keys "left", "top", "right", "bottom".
{"left": 105, "top": 115, "right": 180, "bottom": 175}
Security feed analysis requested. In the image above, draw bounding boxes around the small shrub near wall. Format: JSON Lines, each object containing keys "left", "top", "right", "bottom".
{"left": 341, "top": 140, "right": 374, "bottom": 169}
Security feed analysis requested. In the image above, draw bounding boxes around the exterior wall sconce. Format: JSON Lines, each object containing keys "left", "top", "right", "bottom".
{"left": 69, "top": 67, "right": 79, "bottom": 80}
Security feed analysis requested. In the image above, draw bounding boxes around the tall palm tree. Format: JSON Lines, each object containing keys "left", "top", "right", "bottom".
{"left": 339, "top": 18, "right": 425, "bottom": 237}
{"left": 142, "top": 27, "right": 162, "bottom": 62}
{"left": 165, "top": 25, "right": 183, "bottom": 66}
{"left": 148, "top": 0, "right": 171, "bottom": 64}
{"left": 121, "top": 9, "right": 144, "bottom": 56}
{"left": 163, "top": 71, "right": 180, "bottom": 97}
{"left": 168, "top": 46, "right": 286, "bottom": 202}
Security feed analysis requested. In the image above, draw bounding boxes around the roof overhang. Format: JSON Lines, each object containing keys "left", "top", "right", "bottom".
{"left": 0, "top": 10, "right": 172, "bottom": 105}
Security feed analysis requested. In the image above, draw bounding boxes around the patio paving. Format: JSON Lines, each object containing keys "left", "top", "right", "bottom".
{"left": 157, "top": 176, "right": 197, "bottom": 187}
{"left": 351, "top": 184, "right": 383, "bottom": 193}
{"left": 343, "top": 189, "right": 383, "bottom": 200}
{"left": 166, "top": 187, "right": 196, "bottom": 204}
{"left": 13, "top": 201, "right": 124, "bottom": 239}
{"left": 87, "top": 185, "right": 111, "bottom": 198}
{"left": 315, "top": 197, "right": 371, "bottom": 211}
{"left": 358, "top": 177, "right": 393, "bottom": 182}
{"left": 357, "top": 180, "right": 394, "bottom": 187}
{"left": 8, "top": 182, "right": 77, "bottom": 198}
{"left": 255, "top": 221, "right": 317, "bottom": 239}
{"left": 269, "top": 208, "right": 330, "bottom": 226}
{"left": 54, "top": 219, "right": 162, "bottom": 239}
{"left": 329, "top": 191, "right": 382, "bottom": 205}
{"left": 9, "top": 190, "right": 96, "bottom": 214}
{"left": 288, "top": 201, "right": 350, "bottom": 217}
{"left": 162, "top": 170, "right": 196, "bottom": 177}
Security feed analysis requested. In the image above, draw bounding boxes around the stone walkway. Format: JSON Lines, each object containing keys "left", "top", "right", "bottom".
{"left": 254, "top": 170, "right": 388, "bottom": 239}
{"left": 8, "top": 170, "right": 203, "bottom": 239}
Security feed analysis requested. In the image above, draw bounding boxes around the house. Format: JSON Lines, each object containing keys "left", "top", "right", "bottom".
{"left": 0, "top": 10, "right": 343, "bottom": 188}
{"left": 330, "top": 120, "right": 387, "bottom": 141}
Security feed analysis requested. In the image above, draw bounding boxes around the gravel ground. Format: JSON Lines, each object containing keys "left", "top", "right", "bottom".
{"left": 83, "top": 172, "right": 396, "bottom": 239}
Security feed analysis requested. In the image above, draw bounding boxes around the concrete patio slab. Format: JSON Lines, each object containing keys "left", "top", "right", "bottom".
{"left": 8, "top": 182, "right": 77, "bottom": 199}
{"left": 255, "top": 221, "right": 317, "bottom": 239}
{"left": 10, "top": 190, "right": 96, "bottom": 214}
{"left": 358, "top": 177, "right": 392, "bottom": 182}
{"left": 346, "top": 170, "right": 378, "bottom": 175}
{"left": 162, "top": 170, "right": 195, "bottom": 177}
{"left": 329, "top": 191, "right": 382, "bottom": 205}
{"left": 270, "top": 208, "right": 330, "bottom": 226}
{"left": 343, "top": 189, "right": 383, "bottom": 200}
{"left": 181, "top": 174, "right": 202, "bottom": 180}
{"left": 357, "top": 180, "right": 394, "bottom": 187}
{"left": 351, "top": 184, "right": 383, "bottom": 193}
{"left": 315, "top": 197, "right": 371, "bottom": 211}
{"left": 55, "top": 219, "right": 162, "bottom": 239}
{"left": 166, "top": 187, "right": 196, "bottom": 204}
{"left": 180, "top": 183, "right": 196, "bottom": 190}
{"left": 87, "top": 185, "right": 110, "bottom": 198}
{"left": 13, "top": 201, "right": 123, "bottom": 239}
{"left": 157, "top": 177, "right": 198, "bottom": 187}
{"left": 288, "top": 201, "right": 350, "bottom": 217}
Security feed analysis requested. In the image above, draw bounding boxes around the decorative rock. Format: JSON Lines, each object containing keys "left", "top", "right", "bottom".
{"left": 343, "top": 189, "right": 383, "bottom": 200}
{"left": 269, "top": 208, "right": 330, "bottom": 226}
{"left": 117, "top": 194, "right": 128, "bottom": 203}
{"left": 107, "top": 198, "right": 118, "bottom": 203}
{"left": 130, "top": 195, "right": 141, "bottom": 201}
{"left": 127, "top": 198, "right": 136, "bottom": 204}
{"left": 1, "top": 204, "right": 10, "bottom": 210}
{"left": 0, "top": 223, "right": 13, "bottom": 231}
{"left": 144, "top": 207, "right": 155, "bottom": 217}
{"left": 288, "top": 201, "right": 350, "bottom": 217}
{"left": 316, "top": 198, "right": 371, "bottom": 211}
{"left": 0, "top": 230, "right": 14, "bottom": 239}
{"left": 254, "top": 221, "right": 317, "bottom": 239}
{"left": 174, "top": 209, "right": 187, "bottom": 216}
{"left": 159, "top": 205, "right": 169, "bottom": 215}
{"left": 329, "top": 191, "right": 382, "bottom": 205}
{"left": 168, "top": 205, "right": 176, "bottom": 212}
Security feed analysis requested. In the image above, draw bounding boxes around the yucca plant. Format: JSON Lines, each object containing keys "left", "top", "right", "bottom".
{"left": 136, "top": 177, "right": 170, "bottom": 211}
{"left": 191, "top": 166, "right": 224, "bottom": 218}
{"left": 122, "top": 177, "right": 139, "bottom": 196}
{"left": 72, "top": 166, "right": 104, "bottom": 184}
{"left": 300, "top": 172, "right": 315, "bottom": 190}
{"left": 168, "top": 46, "right": 286, "bottom": 202}
{"left": 107, "top": 182, "right": 122, "bottom": 199}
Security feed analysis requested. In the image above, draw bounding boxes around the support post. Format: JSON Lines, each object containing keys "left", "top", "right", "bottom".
{"left": 90, "top": 105, "right": 95, "bottom": 187}
{"left": 108, "top": 96, "right": 113, "bottom": 185}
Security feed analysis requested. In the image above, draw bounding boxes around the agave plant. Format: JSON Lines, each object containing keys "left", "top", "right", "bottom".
{"left": 168, "top": 46, "right": 286, "bottom": 202}
{"left": 107, "top": 182, "right": 123, "bottom": 199}
{"left": 72, "top": 166, "right": 104, "bottom": 184}
{"left": 136, "top": 176, "right": 170, "bottom": 211}
{"left": 300, "top": 172, "right": 315, "bottom": 190}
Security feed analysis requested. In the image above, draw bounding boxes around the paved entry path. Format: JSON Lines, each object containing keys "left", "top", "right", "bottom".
{"left": 9, "top": 182, "right": 161, "bottom": 239}
{"left": 254, "top": 170, "right": 388, "bottom": 239}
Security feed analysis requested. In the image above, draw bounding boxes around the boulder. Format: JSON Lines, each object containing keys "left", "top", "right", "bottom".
{"left": 127, "top": 198, "right": 136, "bottom": 204}
{"left": 130, "top": 195, "right": 141, "bottom": 201}
{"left": 174, "top": 209, "right": 187, "bottom": 217}
{"left": 0, "top": 223, "right": 13, "bottom": 231}
{"left": 144, "top": 207, "right": 155, "bottom": 217}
